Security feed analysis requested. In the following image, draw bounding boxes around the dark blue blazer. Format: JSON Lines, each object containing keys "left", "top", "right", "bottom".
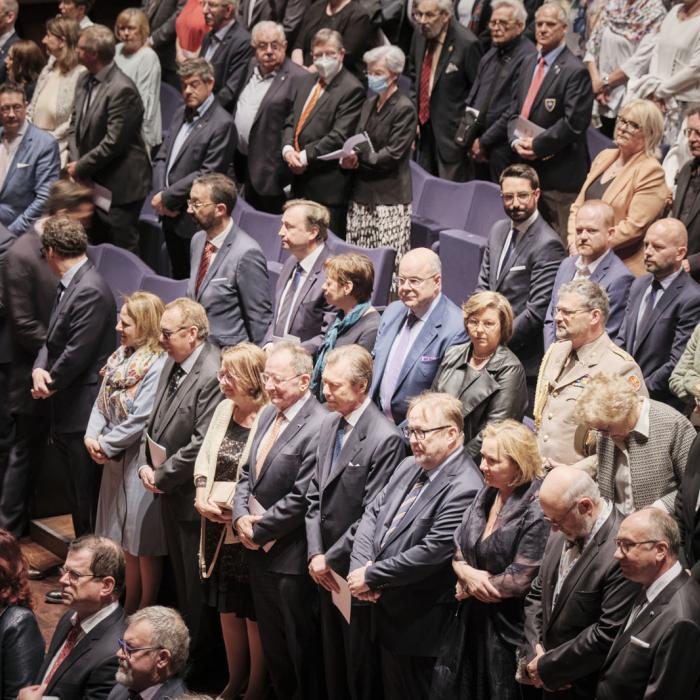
{"left": 543, "top": 250, "right": 635, "bottom": 349}
{"left": 617, "top": 270, "right": 700, "bottom": 409}
{"left": 370, "top": 294, "right": 468, "bottom": 424}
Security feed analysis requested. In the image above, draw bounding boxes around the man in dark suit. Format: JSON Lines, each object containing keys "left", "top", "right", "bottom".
{"left": 596, "top": 508, "right": 700, "bottom": 699}
{"left": 108, "top": 606, "right": 189, "bottom": 700}
{"left": 348, "top": 392, "right": 483, "bottom": 699}
{"left": 475, "top": 164, "right": 565, "bottom": 405}
{"left": 0, "top": 181, "right": 94, "bottom": 538}
{"left": 544, "top": 199, "right": 634, "bottom": 349}
{"left": 137, "top": 299, "right": 220, "bottom": 675}
{"left": 233, "top": 341, "right": 328, "bottom": 700}
{"left": 617, "top": 218, "right": 700, "bottom": 410}
{"left": 186, "top": 173, "right": 271, "bottom": 346}
{"left": 238, "top": 0, "right": 307, "bottom": 45}
{"left": 281, "top": 29, "right": 364, "bottom": 237}
{"left": 306, "top": 345, "right": 406, "bottom": 700}
{"left": 0, "top": 221, "right": 13, "bottom": 484}
{"left": 0, "top": 0, "right": 19, "bottom": 85}
{"left": 371, "top": 247, "right": 467, "bottom": 425}
{"left": 467, "top": 0, "right": 536, "bottom": 182}
{"left": 19, "top": 536, "right": 126, "bottom": 700}
{"left": 675, "top": 431, "right": 700, "bottom": 570}
{"left": 674, "top": 108, "right": 700, "bottom": 280}
{"left": 522, "top": 467, "right": 639, "bottom": 698}
{"left": 507, "top": 1, "right": 593, "bottom": 237}
{"left": 31, "top": 216, "right": 115, "bottom": 537}
{"left": 152, "top": 57, "right": 238, "bottom": 279}
{"left": 200, "top": 0, "right": 253, "bottom": 111}
{"left": 141, "top": 0, "right": 186, "bottom": 85}
{"left": 233, "top": 21, "right": 307, "bottom": 214}
{"left": 407, "top": 0, "right": 481, "bottom": 182}
{"left": 263, "top": 199, "right": 336, "bottom": 354}
{"left": 67, "top": 25, "right": 151, "bottom": 253}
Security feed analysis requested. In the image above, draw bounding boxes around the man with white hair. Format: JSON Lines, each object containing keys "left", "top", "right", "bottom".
{"left": 521, "top": 466, "right": 639, "bottom": 698}
{"left": 370, "top": 247, "right": 467, "bottom": 424}
{"left": 108, "top": 606, "right": 190, "bottom": 699}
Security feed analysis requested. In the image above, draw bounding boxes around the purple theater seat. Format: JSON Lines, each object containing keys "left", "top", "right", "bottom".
{"left": 87, "top": 244, "right": 104, "bottom": 268}
{"left": 586, "top": 127, "right": 614, "bottom": 161}
{"left": 160, "top": 82, "right": 184, "bottom": 134}
{"left": 93, "top": 243, "right": 153, "bottom": 304}
{"left": 140, "top": 273, "right": 189, "bottom": 303}
{"left": 326, "top": 237, "right": 396, "bottom": 306}
{"left": 409, "top": 159, "right": 434, "bottom": 210}
{"left": 238, "top": 209, "right": 283, "bottom": 262}
{"left": 232, "top": 196, "right": 255, "bottom": 225}
{"left": 464, "top": 180, "right": 504, "bottom": 238}
{"left": 438, "top": 229, "right": 487, "bottom": 307}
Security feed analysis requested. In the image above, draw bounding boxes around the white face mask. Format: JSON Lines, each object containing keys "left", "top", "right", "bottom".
{"left": 314, "top": 55, "right": 341, "bottom": 82}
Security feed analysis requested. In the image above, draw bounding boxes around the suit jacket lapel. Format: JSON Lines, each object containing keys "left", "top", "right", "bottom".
{"left": 198, "top": 227, "right": 236, "bottom": 297}
{"left": 394, "top": 314, "right": 440, "bottom": 393}
{"left": 626, "top": 280, "right": 647, "bottom": 351}
{"left": 250, "top": 405, "right": 276, "bottom": 486}
{"left": 0, "top": 125, "right": 31, "bottom": 198}
{"left": 299, "top": 78, "right": 331, "bottom": 137}
{"left": 47, "top": 261, "right": 92, "bottom": 337}
{"left": 431, "top": 24, "right": 455, "bottom": 92}
{"left": 491, "top": 224, "right": 509, "bottom": 289}
{"left": 288, "top": 252, "right": 325, "bottom": 327}
{"left": 374, "top": 310, "right": 406, "bottom": 380}
{"left": 675, "top": 164, "right": 692, "bottom": 219}
{"left": 325, "top": 411, "right": 368, "bottom": 487}
{"left": 591, "top": 250, "right": 613, "bottom": 283}
{"left": 530, "top": 50, "right": 565, "bottom": 114}
{"left": 168, "top": 106, "right": 215, "bottom": 172}
{"left": 253, "top": 65, "right": 289, "bottom": 129}
{"left": 634, "top": 275, "right": 684, "bottom": 352}
{"left": 496, "top": 227, "right": 531, "bottom": 287}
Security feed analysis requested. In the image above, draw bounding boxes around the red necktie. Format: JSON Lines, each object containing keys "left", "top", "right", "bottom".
{"left": 44, "top": 622, "right": 82, "bottom": 686}
{"left": 195, "top": 241, "right": 215, "bottom": 294}
{"left": 520, "top": 56, "right": 546, "bottom": 119}
{"left": 418, "top": 41, "right": 436, "bottom": 126}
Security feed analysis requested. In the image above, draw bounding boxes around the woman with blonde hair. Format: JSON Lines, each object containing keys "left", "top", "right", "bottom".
{"left": 194, "top": 343, "right": 269, "bottom": 700}
{"left": 434, "top": 419, "right": 548, "bottom": 700}
{"left": 84, "top": 291, "right": 167, "bottom": 613}
{"left": 29, "top": 16, "right": 86, "bottom": 166}
{"left": 567, "top": 99, "right": 670, "bottom": 275}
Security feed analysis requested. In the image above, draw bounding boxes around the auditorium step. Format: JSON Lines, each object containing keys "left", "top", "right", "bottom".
{"left": 28, "top": 514, "right": 75, "bottom": 562}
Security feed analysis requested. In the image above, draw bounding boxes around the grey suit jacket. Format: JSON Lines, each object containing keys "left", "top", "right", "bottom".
{"left": 476, "top": 215, "right": 565, "bottom": 376}
{"left": 107, "top": 676, "right": 188, "bottom": 699}
{"left": 671, "top": 159, "right": 700, "bottom": 275}
{"left": 522, "top": 507, "right": 639, "bottom": 699}
{"left": 595, "top": 399, "right": 695, "bottom": 514}
{"left": 187, "top": 223, "right": 272, "bottom": 346}
{"left": 68, "top": 63, "right": 151, "bottom": 205}
{"left": 233, "top": 395, "right": 328, "bottom": 575}
{"left": 138, "top": 343, "right": 221, "bottom": 521}
{"left": 152, "top": 99, "right": 238, "bottom": 240}
{"left": 263, "top": 245, "right": 336, "bottom": 354}
{"left": 238, "top": 0, "right": 308, "bottom": 42}
{"left": 305, "top": 402, "right": 406, "bottom": 576}
{"left": 349, "top": 449, "right": 483, "bottom": 656}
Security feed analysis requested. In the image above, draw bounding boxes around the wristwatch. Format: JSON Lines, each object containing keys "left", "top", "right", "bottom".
{"left": 602, "top": 74, "right": 609, "bottom": 89}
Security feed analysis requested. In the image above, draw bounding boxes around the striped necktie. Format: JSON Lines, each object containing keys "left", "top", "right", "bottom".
{"left": 382, "top": 470, "right": 429, "bottom": 545}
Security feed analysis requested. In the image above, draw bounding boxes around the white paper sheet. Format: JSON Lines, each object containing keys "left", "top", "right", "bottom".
{"left": 93, "top": 183, "right": 112, "bottom": 213}
{"left": 146, "top": 433, "right": 166, "bottom": 468}
{"left": 248, "top": 495, "right": 276, "bottom": 552}
{"left": 331, "top": 570, "right": 352, "bottom": 624}
{"left": 318, "top": 133, "right": 370, "bottom": 161}
{"left": 513, "top": 116, "right": 545, "bottom": 141}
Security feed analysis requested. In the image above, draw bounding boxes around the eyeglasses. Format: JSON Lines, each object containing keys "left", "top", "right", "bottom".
{"left": 261, "top": 372, "right": 303, "bottom": 386}
{"left": 393, "top": 274, "right": 438, "bottom": 289}
{"left": 59, "top": 566, "right": 102, "bottom": 582}
{"left": 543, "top": 501, "right": 577, "bottom": 527}
{"left": 501, "top": 191, "right": 534, "bottom": 203}
{"left": 255, "top": 41, "right": 284, "bottom": 51}
{"left": 216, "top": 370, "right": 238, "bottom": 383}
{"left": 0, "top": 103, "right": 25, "bottom": 114}
{"left": 466, "top": 318, "right": 499, "bottom": 332}
{"left": 160, "top": 325, "right": 189, "bottom": 339}
{"left": 402, "top": 424, "right": 450, "bottom": 441}
{"left": 616, "top": 116, "right": 641, "bottom": 133}
{"left": 117, "top": 639, "right": 163, "bottom": 660}
{"left": 488, "top": 19, "right": 514, "bottom": 28}
{"left": 187, "top": 199, "right": 216, "bottom": 211}
{"left": 615, "top": 539, "right": 660, "bottom": 555}
{"left": 311, "top": 50, "right": 340, "bottom": 60}
{"left": 554, "top": 306, "right": 588, "bottom": 319}
{"left": 685, "top": 127, "right": 700, "bottom": 139}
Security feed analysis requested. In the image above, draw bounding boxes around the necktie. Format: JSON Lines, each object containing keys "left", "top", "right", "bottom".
{"left": 184, "top": 106, "right": 198, "bottom": 123}
{"left": 255, "top": 411, "right": 285, "bottom": 479}
{"left": 576, "top": 264, "right": 591, "bottom": 278}
{"left": 497, "top": 228, "right": 518, "bottom": 279}
{"left": 273, "top": 263, "right": 303, "bottom": 337}
{"left": 380, "top": 312, "right": 419, "bottom": 419}
{"left": 81, "top": 75, "right": 98, "bottom": 121}
{"left": 520, "top": 56, "right": 546, "bottom": 119}
{"left": 418, "top": 41, "right": 436, "bottom": 125}
{"left": 332, "top": 418, "right": 348, "bottom": 466}
{"left": 195, "top": 241, "right": 215, "bottom": 294}
{"left": 638, "top": 279, "right": 663, "bottom": 337}
{"left": 624, "top": 590, "right": 648, "bottom": 631}
{"left": 382, "top": 470, "right": 429, "bottom": 545}
{"left": 44, "top": 622, "right": 82, "bottom": 686}
{"left": 128, "top": 692, "right": 143, "bottom": 700}
{"left": 54, "top": 282, "right": 66, "bottom": 309}
{"left": 166, "top": 365, "right": 185, "bottom": 401}
{"left": 294, "top": 81, "right": 324, "bottom": 150}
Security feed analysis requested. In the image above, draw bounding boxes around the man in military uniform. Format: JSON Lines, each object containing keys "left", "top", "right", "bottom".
{"left": 534, "top": 278, "right": 647, "bottom": 467}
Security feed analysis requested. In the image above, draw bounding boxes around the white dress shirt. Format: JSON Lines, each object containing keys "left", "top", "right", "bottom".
{"left": 277, "top": 244, "right": 325, "bottom": 336}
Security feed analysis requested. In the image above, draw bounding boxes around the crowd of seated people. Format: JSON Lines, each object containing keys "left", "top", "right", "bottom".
{"left": 5, "top": 0, "right": 700, "bottom": 698}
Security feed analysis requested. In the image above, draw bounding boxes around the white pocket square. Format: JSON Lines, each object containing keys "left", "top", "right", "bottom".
{"left": 510, "top": 265, "right": 527, "bottom": 272}
{"left": 445, "top": 63, "right": 459, "bottom": 74}
{"left": 16, "top": 162, "right": 30, "bottom": 168}
{"left": 211, "top": 277, "right": 228, "bottom": 282}
{"left": 630, "top": 636, "right": 650, "bottom": 649}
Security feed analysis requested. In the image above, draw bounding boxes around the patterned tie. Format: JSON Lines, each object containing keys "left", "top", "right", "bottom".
{"left": 195, "top": 241, "right": 215, "bottom": 294}
{"left": 255, "top": 411, "right": 285, "bottom": 479}
{"left": 273, "top": 263, "right": 303, "bottom": 337}
{"left": 332, "top": 418, "right": 348, "bottom": 466}
{"left": 44, "top": 622, "right": 82, "bottom": 686}
{"left": 380, "top": 312, "right": 419, "bottom": 419}
{"left": 166, "top": 365, "right": 185, "bottom": 401}
{"left": 382, "top": 470, "right": 429, "bottom": 545}
{"left": 294, "top": 81, "right": 324, "bottom": 150}
{"left": 520, "top": 56, "right": 546, "bottom": 119}
{"left": 576, "top": 265, "right": 591, "bottom": 278}
{"left": 418, "top": 41, "right": 436, "bottom": 125}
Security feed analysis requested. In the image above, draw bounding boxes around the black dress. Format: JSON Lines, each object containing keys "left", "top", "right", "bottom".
{"left": 202, "top": 419, "right": 255, "bottom": 619}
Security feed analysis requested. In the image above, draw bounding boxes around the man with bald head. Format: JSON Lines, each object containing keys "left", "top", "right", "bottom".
{"left": 521, "top": 467, "right": 638, "bottom": 698}
{"left": 617, "top": 218, "right": 700, "bottom": 410}
{"left": 596, "top": 508, "right": 700, "bottom": 699}
{"left": 370, "top": 247, "right": 467, "bottom": 424}
{"left": 544, "top": 200, "right": 634, "bottom": 349}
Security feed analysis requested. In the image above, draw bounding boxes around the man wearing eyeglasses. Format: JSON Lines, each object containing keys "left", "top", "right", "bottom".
{"left": 595, "top": 508, "right": 700, "bottom": 699}
{"left": 370, "top": 247, "right": 467, "bottom": 425}
{"left": 672, "top": 108, "right": 700, "bottom": 281}
{"left": 19, "top": 536, "right": 126, "bottom": 700}
{"left": 520, "top": 467, "right": 639, "bottom": 698}
{"left": 476, "top": 164, "right": 565, "bottom": 411}
{"left": 233, "top": 340, "right": 327, "bottom": 700}
{"left": 347, "top": 392, "right": 482, "bottom": 699}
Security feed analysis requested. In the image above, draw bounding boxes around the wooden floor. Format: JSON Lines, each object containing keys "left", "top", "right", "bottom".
{"left": 28, "top": 571, "right": 67, "bottom": 645}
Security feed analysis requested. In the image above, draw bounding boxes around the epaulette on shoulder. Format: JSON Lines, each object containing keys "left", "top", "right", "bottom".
{"left": 610, "top": 345, "right": 636, "bottom": 363}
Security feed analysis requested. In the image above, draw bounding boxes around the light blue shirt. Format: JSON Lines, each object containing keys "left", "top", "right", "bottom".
{"left": 531, "top": 42, "right": 567, "bottom": 81}
{"left": 59, "top": 256, "right": 89, "bottom": 300}
{"left": 166, "top": 93, "right": 215, "bottom": 185}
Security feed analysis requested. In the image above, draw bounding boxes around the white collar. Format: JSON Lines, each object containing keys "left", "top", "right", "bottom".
{"left": 296, "top": 244, "right": 325, "bottom": 274}
{"left": 280, "top": 392, "right": 311, "bottom": 422}
{"left": 644, "top": 561, "right": 683, "bottom": 604}
{"left": 74, "top": 600, "right": 120, "bottom": 635}
{"left": 576, "top": 248, "right": 611, "bottom": 275}
{"left": 343, "top": 396, "right": 371, "bottom": 428}
{"left": 207, "top": 218, "right": 233, "bottom": 250}
{"left": 179, "top": 342, "right": 205, "bottom": 374}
